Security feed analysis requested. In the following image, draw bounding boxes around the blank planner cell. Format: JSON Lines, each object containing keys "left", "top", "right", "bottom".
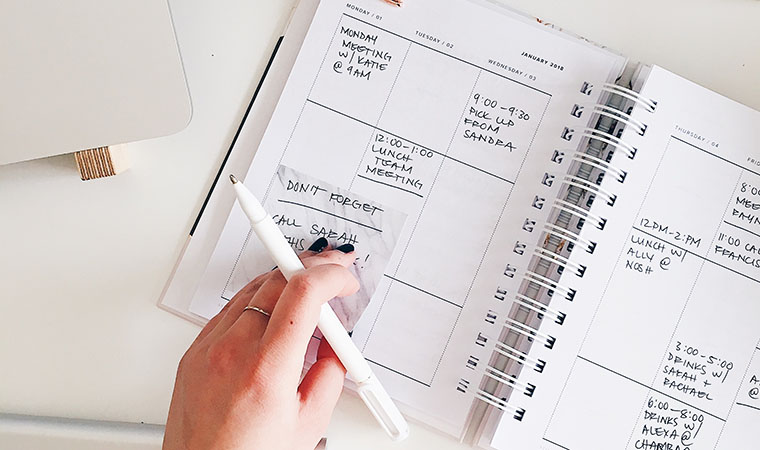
{"left": 363, "top": 280, "right": 461, "bottom": 385}
{"left": 393, "top": 158, "right": 513, "bottom": 305}
{"left": 281, "top": 102, "right": 375, "bottom": 187}
{"left": 544, "top": 357, "right": 648, "bottom": 450}
{"left": 376, "top": 44, "right": 479, "bottom": 152}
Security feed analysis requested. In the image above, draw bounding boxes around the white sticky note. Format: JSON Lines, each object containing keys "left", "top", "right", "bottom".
{"left": 220, "top": 165, "right": 406, "bottom": 330}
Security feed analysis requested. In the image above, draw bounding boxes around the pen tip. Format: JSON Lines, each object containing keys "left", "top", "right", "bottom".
{"left": 229, "top": 174, "right": 239, "bottom": 185}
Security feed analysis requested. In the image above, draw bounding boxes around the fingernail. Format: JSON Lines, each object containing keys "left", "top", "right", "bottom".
{"left": 336, "top": 244, "right": 354, "bottom": 253}
{"left": 308, "top": 237, "right": 329, "bottom": 252}
{"left": 348, "top": 330, "right": 354, "bottom": 337}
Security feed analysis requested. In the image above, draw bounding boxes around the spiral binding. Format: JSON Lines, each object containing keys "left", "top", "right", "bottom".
{"left": 522, "top": 270, "right": 575, "bottom": 302}
{"left": 469, "top": 79, "right": 657, "bottom": 422}
{"left": 552, "top": 198, "right": 607, "bottom": 230}
{"left": 601, "top": 83, "right": 657, "bottom": 112}
{"left": 543, "top": 222, "right": 597, "bottom": 255}
{"left": 514, "top": 292, "right": 566, "bottom": 324}
{"left": 591, "top": 104, "right": 648, "bottom": 135}
{"left": 560, "top": 174, "right": 618, "bottom": 206}
{"left": 491, "top": 339, "right": 547, "bottom": 372}
{"left": 582, "top": 128, "right": 638, "bottom": 159}
{"left": 533, "top": 246, "right": 587, "bottom": 277}
{"left": 571, "top": 151, "right": 628, "bottom": 182}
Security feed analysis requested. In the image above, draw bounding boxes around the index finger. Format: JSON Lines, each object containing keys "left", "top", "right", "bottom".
{"left": 258, "top": 264, "right": 359, "bottom": 384}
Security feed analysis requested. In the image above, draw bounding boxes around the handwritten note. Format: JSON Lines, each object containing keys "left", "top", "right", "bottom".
{"left": 183, "top": 0, "right": 629, "bottom": 436}
{"left": 333, "top": 25, "right": 395, "bottom": 81}
{"left": 523, "top": 68, "right": 760, "bottom": 450}
{"left": 222, "top": 166, "right": 406, "bottom": 330}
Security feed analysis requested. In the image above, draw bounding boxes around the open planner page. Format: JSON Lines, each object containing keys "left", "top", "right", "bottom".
{"left": 189, "top": 0, "right": 625, "bottom": 436}
{"left": 494, "top": 65, "right": 760, "bottom": 449}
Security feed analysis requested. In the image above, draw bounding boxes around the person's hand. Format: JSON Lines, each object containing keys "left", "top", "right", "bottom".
{"left": 163, "top": 239, "right": 359, "bottom": 450}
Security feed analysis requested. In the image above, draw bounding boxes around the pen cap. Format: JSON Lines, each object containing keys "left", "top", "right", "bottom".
{"left": 357, "top": 374, "right": 410, "bottom": 441}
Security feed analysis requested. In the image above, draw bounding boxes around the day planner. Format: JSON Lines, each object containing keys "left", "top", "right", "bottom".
{"left": 491, "top": 67, "right": 760, "bottom": 450}
{"left": 160, "top": 0, "right": 759, "bottom": 448}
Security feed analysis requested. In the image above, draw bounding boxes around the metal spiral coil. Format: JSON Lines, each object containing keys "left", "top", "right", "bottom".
{"left": 470, "top": 80, "right": 657, "bottom": 423}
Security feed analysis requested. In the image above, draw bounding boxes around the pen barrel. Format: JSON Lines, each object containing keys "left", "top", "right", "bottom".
{"left": 253, "top": 219, "right": 305, "bottom": 280}
{"left": 318, "top": 305, "right": 373, "bottom": 381}
{"left": 235, "top": 180, "right": 406, "bottom": 438}
{"left": 250, "top": 215, "right": 372, "bottom": 379}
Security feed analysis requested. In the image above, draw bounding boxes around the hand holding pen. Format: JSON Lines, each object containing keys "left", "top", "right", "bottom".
{"left": 164, "top": 175, "right": 409, "bottom": 450}
{"left": 164, "top": 239, "right": 359, "bottom": 450}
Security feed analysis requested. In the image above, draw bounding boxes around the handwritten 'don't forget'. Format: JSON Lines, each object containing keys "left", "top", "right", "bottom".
{"left": 229, "top": 165, "right": 406, "bottom": 331}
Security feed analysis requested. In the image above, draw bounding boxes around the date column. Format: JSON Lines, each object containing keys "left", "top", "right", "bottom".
{"left": 626, "top": 141, "right": 755, "bottom": 449}
{"left": 282, "top": 14, "right": 410, "bottom": 186}
{"left": 356, "top": 43, "right": 482, "bottom": 385}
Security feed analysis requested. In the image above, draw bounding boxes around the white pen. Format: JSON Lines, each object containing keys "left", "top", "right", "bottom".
{"left": 229, "top": 174, "right": 409, "bottom": 441}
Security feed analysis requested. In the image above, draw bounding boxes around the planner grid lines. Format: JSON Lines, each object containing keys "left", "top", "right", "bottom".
{"left": 223, "top": 12, "right": 553, "bottom": 387}
{"left": 715, "top": 345, "right": 760, "bottom": 446}
{"left": 630, "top": 226, "right": 760, "bottom": 285}
{"left": 543, "top": 136, "right": 760, "bottom": 449}
{"left": 319, "top": 13, "right": 549, "bottom": 386}
{"left": 619, "top": 164, "right": 744, "bottom": 447}
{"left": 540, "top": 135, "right": 678, "bottom": 448}
{"left": 342, "top": 13, "right": 552, "bottom": 97}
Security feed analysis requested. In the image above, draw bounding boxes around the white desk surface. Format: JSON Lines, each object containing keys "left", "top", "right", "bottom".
{"left": 1, "top": 0, "right": 758, "bottom": 448}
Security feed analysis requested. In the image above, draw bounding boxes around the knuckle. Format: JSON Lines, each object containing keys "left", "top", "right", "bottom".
{"left": 249, "top": 271, "right": 271, "bottom": 289}
{"left": 298, "top": 250, "right": 315, "bottom": 261}
{"left": 301, "top": 254, "right": 325, "bottom": 269}
{"left": 206, "top": 340, "right": 240, "bottom": 373}
{"left": 251, "top": 270, "right": 270, "bottom": 283}
{"left": 264, "top": 273, "right": 288, "bottom": 291}
{"left": 198, "top": 320, "right": 217, "bottom": 338}
{"left": 288, "top": 272, "right": 318, "bottom": 299}
{"left": 318, "top": 250, "right": 349, "bottom": 262}
{"left": 248, "top": 368, "right": 276, "bottom": 399}
{"left": 231, "top": 276, "right": 266, "bottom": 302}
{"left": 246, "top": 355, "right": 281, "bottom": 400}
{"left": 303, "top": 250, "right": 347, "bottom": 267}
{"left": 246, "top": 280, "right": 265, "bottom": 297}
{"left": 324, "top": 262, "right": 350, "bottom": 279}
{"left": 267, "top": 269, "right": 286, "bottom": 284}
{"left": 314, "top": 249, "right": 336, "bottom": 258}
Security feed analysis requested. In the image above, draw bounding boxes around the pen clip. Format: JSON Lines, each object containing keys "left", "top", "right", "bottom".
{"left": 356, "top": 374, "right": 410, "bottom": 441}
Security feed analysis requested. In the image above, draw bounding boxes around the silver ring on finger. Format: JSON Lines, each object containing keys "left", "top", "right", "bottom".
{"left": 243, "top": 305, "right": 271, "bottom": 319}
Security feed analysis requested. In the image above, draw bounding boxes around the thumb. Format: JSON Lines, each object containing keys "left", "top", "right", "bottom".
{"left": 298, "top": 340, "right": 346, "bottom": 431}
